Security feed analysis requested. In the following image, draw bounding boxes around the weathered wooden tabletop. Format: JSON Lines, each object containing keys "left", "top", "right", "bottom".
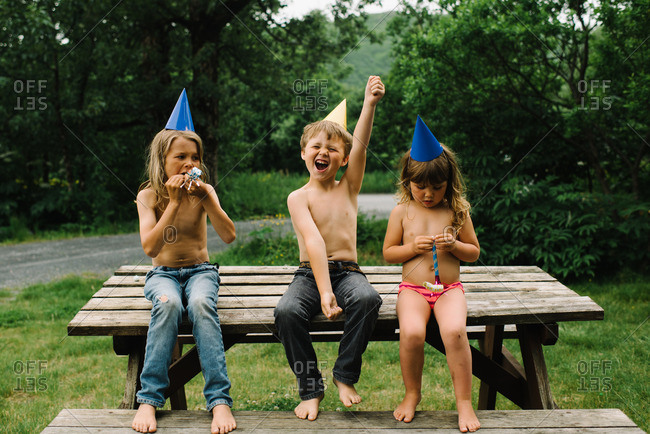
{"left": 68, "top": 265, "right": 603, "bottom": 335}
{"left": 67, "top": 265, "right": 604, "bottom": 411}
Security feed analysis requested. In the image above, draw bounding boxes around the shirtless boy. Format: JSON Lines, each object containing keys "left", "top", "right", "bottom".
{"left": 274, "top": 76, "right": 385, "bottom": 421}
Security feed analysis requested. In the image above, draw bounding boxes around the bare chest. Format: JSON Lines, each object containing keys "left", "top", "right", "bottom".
{"left": 308, "top": 190, "right": 356, "bottom": 229}
{"left": 401, "top": 206, "right": 453, "bottom": 242}
{"left": 157, "top": 198, "right": 207, "bottom": 237}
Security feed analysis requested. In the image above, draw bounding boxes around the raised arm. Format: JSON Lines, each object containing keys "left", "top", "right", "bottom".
{"left": 287, "top": 190, "right": 342, "bottom": 320}
{"left": 343, "top": 76, "right": 385, "bottom": 194}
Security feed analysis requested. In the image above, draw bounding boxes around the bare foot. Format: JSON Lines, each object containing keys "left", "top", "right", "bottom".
{"left": 457, "top": 400, "right": 480, "bottom": 432}
{"left": 333, "top": 378, "right": 362, "bottom": 407}
{"left": 211, "top": 404, "right": 237, "bottom": 434}
{"left": 294, "top": 394, "right": 323, "bottom": 421}
{"left": 393, "top": 391, "right": 421, "bottom": 423}
{"left": 132, "top": 404, "right": 157, "bottom": 433}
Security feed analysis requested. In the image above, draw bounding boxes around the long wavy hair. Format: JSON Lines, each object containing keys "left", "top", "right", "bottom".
{"left": 138, "top": 129, "right": 208, "bottom": 211}
{"left": 397, "top": 145, "right": 470, "bottom": 230}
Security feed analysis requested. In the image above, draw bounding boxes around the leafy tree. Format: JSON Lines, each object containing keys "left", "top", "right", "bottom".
{"left": 0, "top": 0, "right": 381, "bottom": 234}
{"left": 379, "top": 0, "right": 649, "bottom": 277}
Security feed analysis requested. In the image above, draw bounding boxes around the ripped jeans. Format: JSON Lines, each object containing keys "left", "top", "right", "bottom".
{"left": 136, "top": 262, "right": 232, "bottom": 411}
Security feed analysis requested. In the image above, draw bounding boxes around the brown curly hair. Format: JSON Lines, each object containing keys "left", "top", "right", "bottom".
{"left": 397, "top": 145, "right": 470, "bottom": 230}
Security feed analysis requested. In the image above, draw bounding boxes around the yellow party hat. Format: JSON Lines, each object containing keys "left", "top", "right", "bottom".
{"left": 323, "top": 99, "right": 347, "bottom": 130}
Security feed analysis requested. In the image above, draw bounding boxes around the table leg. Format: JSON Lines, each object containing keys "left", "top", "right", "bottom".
{"left": 168, "top": 341, "right": 187, "bottom": 410}
{"left": 166, "top": 334, "right": 246, "bottom": 405}
{"left": 517, "top": 324, "right": 557, "bottom": 409}
{"left": 117, "top": 337, "right": 145, "bottom": 409}
{"left": 478, "top": 325, "right": 504, "bottom": 409}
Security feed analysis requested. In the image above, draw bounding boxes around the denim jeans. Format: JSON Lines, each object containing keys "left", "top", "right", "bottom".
{"left": 274, "top": 262, "right": 382, "bottom": 400}
{"left": 136, "top": 262, "right": 232, "bottom": 410}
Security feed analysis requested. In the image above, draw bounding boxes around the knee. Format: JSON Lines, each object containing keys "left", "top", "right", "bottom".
{"left": 350, "top": 288, "right": 382, "bottom": 312}
{"left": 400, "top": 326, "right": 426, "bottom": 349}
{"left": 440, "top": 326, "right": 468, "bottom": 348}
{"left": 274, "top": 298, "right": 301, "bottom": 325}
{"left": 153, "top": 295, "right": 182, "bottom": 319}
{"left": 187, "top": 296, "right": 215, "bottom": 318}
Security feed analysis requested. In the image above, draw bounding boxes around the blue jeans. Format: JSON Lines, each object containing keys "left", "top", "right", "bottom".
{"left": 136, "top": 263, "right": 232, "bottom": 410}
{"left": 274, "top": 262, "right": 382, "bottom": 400}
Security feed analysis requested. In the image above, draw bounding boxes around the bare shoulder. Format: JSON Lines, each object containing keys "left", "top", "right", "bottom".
{"left": 287, "top": 187, "right": 308, "bottom": 207}
{"left": 136, "top": 188, "right": 156, "bottom": 208}
{"left": 389, "top": 202, "right": 407, "bottom": 219}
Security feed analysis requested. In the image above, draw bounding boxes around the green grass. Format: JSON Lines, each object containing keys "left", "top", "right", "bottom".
{"left": 0, "top": 276, "right": 127, "bottom": 432}
{"left": 2, "top": 245, "right": 647, "bottom": 431}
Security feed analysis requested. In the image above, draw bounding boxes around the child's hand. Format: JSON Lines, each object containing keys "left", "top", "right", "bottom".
{"left": 321, "top": 292, "right": 343, "bottom": 320}
{"left": 434, "top": 232, "right": 456, "bottom": 253}
{"left": 411, "top": 235, "right": 435, "bottom": 255}
{"left": 365, "top": 75, "right": 385, "bottom": 106}
{"left": 186, "top": 179, "right": 212, "bottom": 198}
{"left": 165, "top": 174, "right": 187, "bottom": 203}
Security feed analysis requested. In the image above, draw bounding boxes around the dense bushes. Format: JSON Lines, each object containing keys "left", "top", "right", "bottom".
{"left": 472, "top": 177, "right": 650, "bottom": 280}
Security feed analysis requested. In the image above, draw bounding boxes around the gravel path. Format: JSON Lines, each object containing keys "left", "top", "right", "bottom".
{"left": 0, "top": 194, "right": 396, "bottom": 290}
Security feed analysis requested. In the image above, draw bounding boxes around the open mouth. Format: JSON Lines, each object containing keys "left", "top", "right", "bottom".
{"left": 315, "top": 159, "right": 329, "bottom": 171}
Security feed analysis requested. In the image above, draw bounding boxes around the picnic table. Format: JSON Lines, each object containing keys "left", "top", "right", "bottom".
{"left": 67, "top": 265, "right": 604, "bottom": 411}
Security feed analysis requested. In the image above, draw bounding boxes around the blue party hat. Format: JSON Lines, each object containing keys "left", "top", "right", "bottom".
{"left": 165, "top": 89, "right": 195, "bottom": 132}
{"left": 410, "top": 115, "right": 443, "bottom": 162}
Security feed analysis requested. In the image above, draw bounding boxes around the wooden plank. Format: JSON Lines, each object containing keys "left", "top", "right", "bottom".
{"left": 44, "top": 408, "right": 642, "bottom": 431}
{"left": 113, "top": 264, "right": 547, "bottom": 276}
{"left": 104, "top": 271, "right": 556, "bottom": 287}
{"left": 91, "top": 280, "right": 573, "bottom": 298}
{"left": 170, "top": 325, "right": 519, "bottom": 345}
{"left": 68, "top": 294, "right": 603, "bottom": 336}
{"left": 81, "top": 289, "right": 584, "bottom": 311}
{"left": 74, "top": 295, "right": 601, "bottom": 325}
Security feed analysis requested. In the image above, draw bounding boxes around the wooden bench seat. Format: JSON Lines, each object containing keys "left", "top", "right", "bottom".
{"left": 43, "top": 408, "right": 642, "bottom": 432}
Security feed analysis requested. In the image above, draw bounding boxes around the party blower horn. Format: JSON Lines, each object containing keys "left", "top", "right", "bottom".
{"left": 181, "top": 167, "right": 202, "bottom": 190}
{"left": 424, "top": 240, "right": 444, "bottom": 291}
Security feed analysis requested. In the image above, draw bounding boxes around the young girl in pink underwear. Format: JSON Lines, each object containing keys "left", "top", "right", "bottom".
{"left": 383, "top": 117, "right": 481, "bottom": 432}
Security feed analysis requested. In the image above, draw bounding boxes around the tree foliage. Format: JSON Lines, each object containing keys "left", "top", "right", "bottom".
{"left": 0, "top": 0, "right": 379, "bottom": 231}
{"left": 376, "top": 0, "right": 649, "bottom": 277}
